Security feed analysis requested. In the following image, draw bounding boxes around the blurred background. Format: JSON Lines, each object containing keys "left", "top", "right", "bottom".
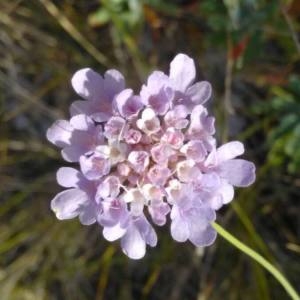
{"left": 1, "top": 0, "right": 300, "bottom": 299}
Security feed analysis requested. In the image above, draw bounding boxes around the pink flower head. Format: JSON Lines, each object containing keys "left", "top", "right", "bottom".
{"left": 47, "top": 54, "right": 256, "bottom": 259}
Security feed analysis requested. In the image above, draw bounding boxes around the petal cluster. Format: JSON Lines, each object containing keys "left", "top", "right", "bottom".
{"left": 47, "top": 54, "right": 256, "bottom": 259}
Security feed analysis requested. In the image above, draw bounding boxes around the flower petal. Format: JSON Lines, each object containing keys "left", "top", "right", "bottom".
{"left": 70, "top": 100, "right": 91, "bottom": 116}
{"left": 148, "top": 165, "right": 171, "bottom": 186}
{"left": 171, "top": 215, "right": 189, "bottom": 242}
{"left": 114, "top": 89, "right": 132, "bottom": 114}
{"left": 121, "top": 223, "right": 146, "bottom": 259}
{"left": 189, "top": 224, "right": 217, "bottom": 247}
{"left": 148, "top": 88, "right": 172, "bottom": 115}
{"left": 103, "top": 223, "right": 127, "bottom": 241}
{"left": 208, "top": 195, "right": 223, "bottom": 210}
{"left": 171, "top": 205, "right": 190, "bottom": 242}
{"left": 61, "top": 145, "right": 86, "bottom": 162}
{"left": 128, "top": 151, "right": 149, "bottom": 173}
{"left": 103, "top": 69, "right": 125, "bottom": 99}
{"left": 79, "top": 154, "right": 110, "bottom": 180}
{"left": 135, "top": 216, "right": 158, "bottom": 247}
{"left": 141, "top": 71, "right": 169, "bottom": 101}
{"left": 70, "top": 114, "right": 94, "bottom": 131}
{"left": 70, "top": 100, "right": 111, "bottom": 122}
{"left": 180, "top": 140, "right": 207, "bottom": 162}
{"left": 115, "top": 89, "right": 143, "bottom": 118}
{"left": 188, "top": 105, "right": 216, "bottom": 138}
{"left": 98, "top": 198, "right": 129, "bottom": 227}
{"left": 219, "top": 159, "right": 256, "bottom": 187}
{"left": 169, "top": 53, "right": 196, "bottom": 92}
{"left": 219, "top": 180, "right": 234, "bottom": 204}
{"left": 217, "top": 141, "right": 245, "bottom": 162}
{"left": 200, "top": 173, "right": 221, "bottom": 191}
{"left": 56, "top": 167, "right": 81, "bottom": 188}
{"left": 51, "top": 188, "right": 89, "bottom": 220}
{"left": 186, "top": 81, "right": 212, "bottom": 104}
{"left": 148, "top": 201, "right": 170, "bottom": 226}
{"left": 96, "top": 176, "right": 120, "bottom": 199}
{"left": 46, "top": 120, "right": 72, "bottom": 147}
{"left": 71, "top": 68, "right": 104, "bottom": 100}
{"left": 79, "top": 203, "right": 97, "bottom": 225}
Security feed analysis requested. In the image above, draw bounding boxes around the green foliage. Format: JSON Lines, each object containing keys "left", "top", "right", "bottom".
{"left": 88, "top": 0, "right": 143, "bottom": 31}
{"left": 265, "top": 76, "right": 300, "bottom": 173}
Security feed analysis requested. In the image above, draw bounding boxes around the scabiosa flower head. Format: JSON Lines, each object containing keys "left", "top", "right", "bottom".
{"left": 47, "top": 54, "right": 256, "bottom": 259}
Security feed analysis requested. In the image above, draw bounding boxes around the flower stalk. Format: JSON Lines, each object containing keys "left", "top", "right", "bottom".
{"left": 213, "top": 222, "right": 300, "bottom": 300}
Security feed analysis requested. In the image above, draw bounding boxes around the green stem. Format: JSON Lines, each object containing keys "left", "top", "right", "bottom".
{"left": 212, "top": 222, "right": 300, "bottom": 300}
